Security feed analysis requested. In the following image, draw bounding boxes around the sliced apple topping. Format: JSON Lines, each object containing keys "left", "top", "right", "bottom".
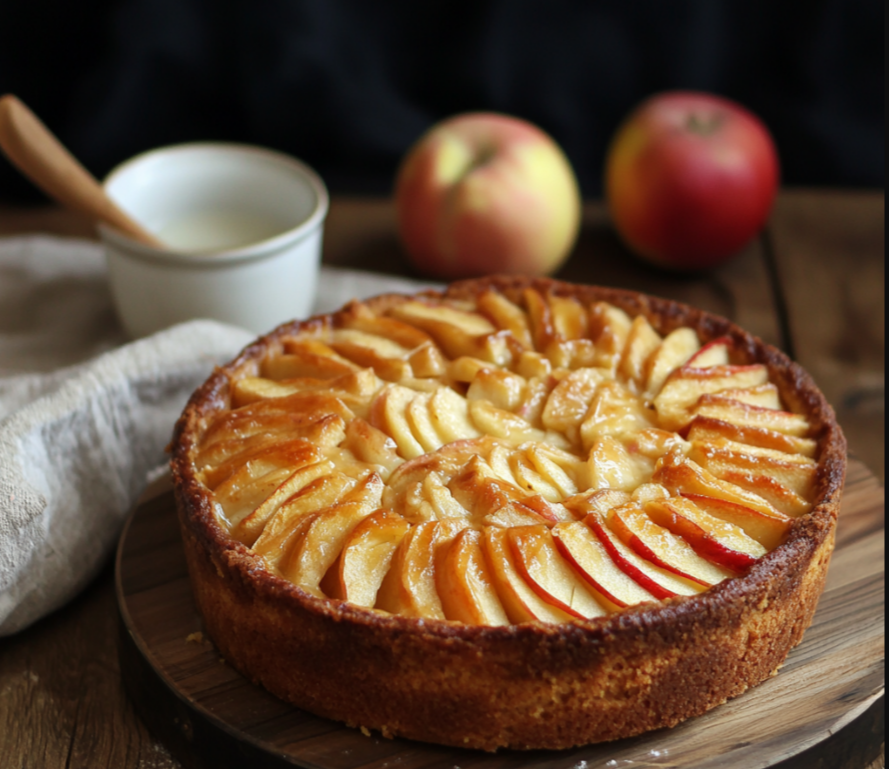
{"left": 194, "top": 289, "right": 822, "bottom": 626}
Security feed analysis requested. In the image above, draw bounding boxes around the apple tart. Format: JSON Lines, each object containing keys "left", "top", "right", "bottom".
{"left": 171, "top": 275, "right": 845, "bottom": 751}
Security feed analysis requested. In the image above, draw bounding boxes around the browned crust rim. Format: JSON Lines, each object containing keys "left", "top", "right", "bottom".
{"left": 170, "top": 275, "right": 845, "bottom": 644}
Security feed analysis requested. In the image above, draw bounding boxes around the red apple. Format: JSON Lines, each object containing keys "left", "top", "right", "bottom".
{"left": 395, "top": 113, "right": 581, "bottom": 279}
{"left": 605, "top": 91, "right": 780, "bottom": 271}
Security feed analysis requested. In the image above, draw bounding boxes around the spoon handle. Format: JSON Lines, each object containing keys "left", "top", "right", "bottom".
{"left": 0, "top": 94, "right": 164, "bottom": 247}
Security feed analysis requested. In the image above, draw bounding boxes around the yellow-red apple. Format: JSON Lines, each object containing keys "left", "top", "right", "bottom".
{"left": 395, "top": 113, "right": 581, "bottom": 279}
{"left": 605, "top": 91, "right": 780, "bottom": 271}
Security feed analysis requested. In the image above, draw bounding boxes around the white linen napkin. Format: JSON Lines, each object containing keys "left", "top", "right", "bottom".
{"left": 0, "top": 235, "right": 439, "bottom": 636}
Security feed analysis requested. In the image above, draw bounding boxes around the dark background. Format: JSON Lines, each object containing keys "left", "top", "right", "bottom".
{"left": 0, "top": 0, "right": 883, "bottom": 203}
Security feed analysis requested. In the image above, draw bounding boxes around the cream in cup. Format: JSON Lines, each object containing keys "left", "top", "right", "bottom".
{"left": 99, "top": 142, "right": 328, "bottom": 338}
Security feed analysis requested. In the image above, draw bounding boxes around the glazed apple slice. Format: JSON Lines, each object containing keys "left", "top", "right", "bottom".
{"left": 605, "top": 505, "right": 735, "bottom": 587}
{"left": 405, "top": 391, "right": 442, "bottom": 453}
{"left": 341, "top": 417, "right": 401, "bottom": 476}
{"left": 642, "top": 327, "right": 700, "bottom": 398}
{"left": 522, "top": 287, "right": 558, "bottom": 350}
{"left": 280, "top": 474, "right": 384, "bottom": 594}
{"left": 509, "top": 453, "right": 562, "bottom": 502}
{"left": 692, "top": 395, "right": 811, "bottom": 437}
{"left": 643, "top": 497, "right": 766, "bottom": 574}
{"left": 552, "top": 521, "right": 657, "bottom": 609}
{"left": 685, "top": 416, "right": 818, "bottom": 458}
{"left": 587, "top": 301, "right": 633, "bottom": 371}
{"left": 688, "top": 440, "right": 818, "bottom": 499}
{"left": 524, "top": 444, "right": 580, "bottom": 499}
{"left": 548, "top": 292, "right": 589, "bottom": 340}
{"left": 654, "top": 364, "right": 770, "bottom": 430}
{"left": 436, "top": 528, "right": 510, "bottom": 625}
{"left": 466, "top": 367, "right": 527, "bottom": 412}
{"left": 541, "top": 367, "right": 606, "bottom": 434}
{"left": 508, "top": 525, "right": 608, "bottom": 619}
{"left": 339, "top": 301, "right": 434, "bottom": 349}
{"left": 328, "top": 330, "right": 413, "bottom": 382}
{"left": 326, "top": 509, "right": 411, "bottom": 606}
{"left": 468, "top": 399, "right": 548, "bottom": 446}
{"left": 267, "top": 338, "right": 362, "bottom": 380}
{"left": 682, "top": 336, "right": 732, "bottom": 368}
{"left": 653, "top": 449, "right": 783, "bottom": 519}
{"left": 617, "top": 314, "right": 662, "bottom": 389}
{"left": 679, "top": 493, "right": 792, "bottom": 550}
{"left": 407, "top": 342, "right": 447, "bottom": 378}
{"left": 251, "top": 473, "right": 357, "bottom": 567}
{"left": 586, "top": 436, "right": 651, "bottom": 492}
{"left": 482, "top": 527, "right": 577, "bottom": 623}
{"left": 708, "top": 383, "right": 783, "bottom": 409}
{"left": 476, "top": 289, "right": 534, "bottom": 349}
{"left": 428, "top": 386, "right": 482, "bottom": 443}
{"left": 579, "top": 381, "right": 656, "bottom": 449}
{"left": 205, "top": 437, "right": 323, "bottom": 495}
{"left": 581, "top": 513, "right": 703, "bottom": 600}
{"left": 369, "top": 384, "right": 426, "bottom": 459}
{"left": 232, "top": 459, "right": 337, "bottom": 544}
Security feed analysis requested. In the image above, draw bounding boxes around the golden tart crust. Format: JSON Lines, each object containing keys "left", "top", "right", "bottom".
{"left": 171, "top": 276, "right": 845, "bottom": 751}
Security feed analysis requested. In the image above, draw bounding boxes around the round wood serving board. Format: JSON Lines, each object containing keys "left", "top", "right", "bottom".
{"left": 115, "top": 460, "right": 885, "bottom": 769}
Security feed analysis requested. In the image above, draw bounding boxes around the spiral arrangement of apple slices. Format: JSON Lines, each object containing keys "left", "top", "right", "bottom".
{"left": 194, "top": 287, "right": 819, "bottom": 626}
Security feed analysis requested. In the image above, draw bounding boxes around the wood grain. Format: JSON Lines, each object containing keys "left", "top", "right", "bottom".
{"left": 768, "top": 190, "right": 885, "bottom": 483}
{"left": 115, "top": 461, "right": 884, "bottom": 769}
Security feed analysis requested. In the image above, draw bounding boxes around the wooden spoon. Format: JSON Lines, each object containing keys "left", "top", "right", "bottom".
{"left": 0, "top": 94, "right": 165, "bottom": 247}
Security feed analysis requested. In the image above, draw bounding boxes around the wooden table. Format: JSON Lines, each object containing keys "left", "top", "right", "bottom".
{"left": 0, "top": 189, "right": 883, "bottom": 768}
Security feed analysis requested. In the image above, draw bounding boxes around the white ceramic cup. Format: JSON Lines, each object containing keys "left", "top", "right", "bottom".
{"left": 99, "top": 142, "right": 329, "bottom": 338}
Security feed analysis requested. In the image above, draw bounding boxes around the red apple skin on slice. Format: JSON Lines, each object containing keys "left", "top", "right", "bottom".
{"left": 507, "top": 525, "right": 607, "bottom": 619}
{"left": 482, "top": 527, "right": 576, "bottom": 624}
{"left": 605, "top": 506, "right": 735, "bottom": 587}
{"left": 552, "top": 522, "right": 657, "bottom": 609}
{"left": 683, "top": 336, "right": 733, "bottom": 368}
{"left": 643, "top": 498, "right": 765, "bottom": 575}
{"left": 436, "top": 528, "right": 509, "bottom": 625}
{"left": 582, "top": 513, "right": 701, "bottom": 600}
{"left": 680, "top": 493, "right": 792, "bottom": 550}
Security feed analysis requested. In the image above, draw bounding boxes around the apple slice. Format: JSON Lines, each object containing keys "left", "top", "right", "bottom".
{"left": 617, "top": 314, "right": 662, "bottom": 389}
{"left": 550, "top": 293, "right": 589, "bottom": 338}
{"left": 685, "top": 416, "right": 818, "bottom": 458}
{"left": 468, "top": 399, "right": 547, "bottom": 446}
{"left": 509, "top": 453, "right": 562, "bottom": 502}
{"left": 691, "top": 395, "right": 811, "bottom": 437}
{"left": 428, "top": 386, "right": 481, "bottom": 443}
{"left": 587, "top": 302, "right": 633, "bottom": 371}
{"left": 407, "top": 342, "right": 447, "bottom": 378}
{"left": 251, "top": 473, "right": 357, "bottom": 567}
{"left": 327, "top": 335, "right": 413, "bottom": 383}
{"left": 466, "top": 367, "right": 527, "bottom": 412}
{"left": 405, "top": 391, "right": 442, "bottom": 453}
{"left": 580, "top": 381, "right": 656, "bottom": 449}
{"left": 522, "top": 288, "right": 558, "bottom": 351}
{"left": 679, "top": 493, "right": 792, "bottom": 550}
{"left": 482, "top": 527, "right": 576, "bottom": 623}
{"left": 515, "top": 351, "right": 553, "bottom": 380}
{"left": 683, "top": 336, "right": 733, "bottom": 368}
{"left": 708, "top": 383, "right": 782, "bottom": 409}
{"left": 587, "top": 436, "right": 652, "bottom": 492}
{"left": 436, "top": 527, "right": 510, "bottom": 625}
{"left": 606, "top": 504, "right": 735, "bottom": 587}
{"left": 327, "top": 509, "right": 411, "bottom": 606}
{"left": 643, "top": 497, "right": 766, "bottom": 574}
{"left": 267, "top": 338, "right": 362, "bottom": 380}
{"left": 280, "top": 493, "right": 380, "bottom": 596}
{"left": 369, "top": 384, "right": 426, "bottom": 459}
{"left": 508, "top": 525, "right": 608, "bottom": 619}
{"left": 205, "top": 437, "right": 323, "bottom": 493}
{"left": 688, "top": 440, "right": 818, "bottom": 498}
{"left": 553, "top": 521, "right": 657, "bottom": 609}
{"left": 654, "top": 364, "right": 770, "bottom": 430}
{"left": 233, "top": 459, "right": 337, "bottom": 544}
{"left": 341, "top": 417, "right": 401, "bottom": 476}
{"left": 339, "top": 299, "right": 434, "bottom": 349}
{"left": 541, "top": 367, "right": 605, "bottom": 434}
{"left": 476, "top": 289, "right": 534, "bottom": 349}
{"left": 642, "top": 327, "right": 700, "bottom": 397}
{"left": 582, "top": 513, "right": 703, "bottom": 599}
{"left": 653, "top": 448, "right": 783, "bottom": 519}
{"left": 375, "top": 521, "right": 444, "bottom": 618}
{"left": 524, "top": 444, "right": 580, "bottom": 498}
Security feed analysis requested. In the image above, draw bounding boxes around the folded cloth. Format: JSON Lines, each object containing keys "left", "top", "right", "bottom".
{"left": 0, "top": 235, "right": 440, "bottom": 636}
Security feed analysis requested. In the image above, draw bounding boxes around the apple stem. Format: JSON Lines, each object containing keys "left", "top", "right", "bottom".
{"left": 686, "top": 112, "right": 725, "bottom": 136}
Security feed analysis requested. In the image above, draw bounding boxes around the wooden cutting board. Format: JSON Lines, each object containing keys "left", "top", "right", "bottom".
{"left": 115, "top": 459, "right": 885, "bottom": 769}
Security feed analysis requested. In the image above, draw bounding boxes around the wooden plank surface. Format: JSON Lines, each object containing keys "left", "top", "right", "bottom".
{"left": 0, "top": 191, "right": 883, "bottom": 768}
